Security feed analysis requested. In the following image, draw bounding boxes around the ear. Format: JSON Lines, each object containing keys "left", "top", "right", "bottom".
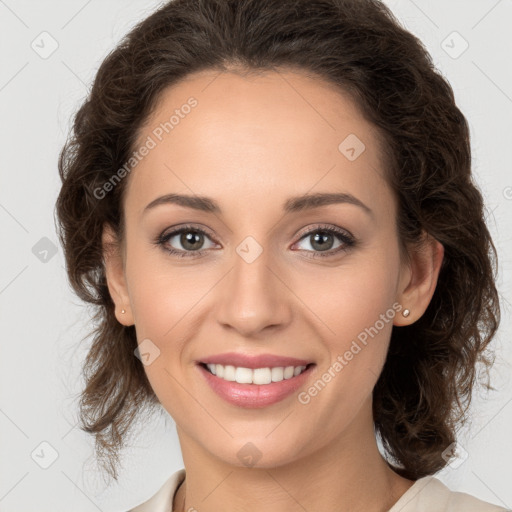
{"left": 394, "top": 231, "right": 444, "bottom": 326}
{"left": 102, "top": 223, "right": 134, "bottom": 326}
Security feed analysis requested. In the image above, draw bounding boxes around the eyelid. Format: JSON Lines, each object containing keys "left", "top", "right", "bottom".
{"left": 291, "top": 224, "right": 356, "bottom": 258}
{"left": 294, "top": 223, "right": 354, "bottom": 242}
{"left": 159, "top": 223, "right": 217, "bottom": 240}
{"left": 156, "top": 222, "right": 355, "bottom": 258}
{"left": 158, "top": 223, "right": 353, "bottom": 243}
{"left": 157, "top": 224, "right": 219, "bottom": 248}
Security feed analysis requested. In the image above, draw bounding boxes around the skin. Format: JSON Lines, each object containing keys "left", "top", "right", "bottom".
{"left": 103, "top": 68, "right": 444, "bottom": 512}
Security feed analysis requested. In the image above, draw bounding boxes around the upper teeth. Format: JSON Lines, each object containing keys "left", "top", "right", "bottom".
{"left": 205, "top": 364, "right": 307, "bottom": 385}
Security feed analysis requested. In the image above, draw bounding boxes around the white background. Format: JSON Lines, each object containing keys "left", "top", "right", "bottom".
{"left": 0, "top": 0, "right": 511, "bottom": 510}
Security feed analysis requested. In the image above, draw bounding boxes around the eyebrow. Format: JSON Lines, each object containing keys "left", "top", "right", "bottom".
{"left": 143, "top": 192, "right": 373, "bottom": 217}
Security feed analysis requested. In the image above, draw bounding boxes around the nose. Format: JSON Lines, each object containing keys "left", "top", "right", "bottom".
{"left": 215, "top": 246, "right": 293, "bottom": 338}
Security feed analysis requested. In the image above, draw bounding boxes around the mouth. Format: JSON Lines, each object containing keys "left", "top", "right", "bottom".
{"left": 198, "top": 362, "right": 314, "bottom": 385}
{"left": 196, "top": 361, "right": 316, "bottom": 408}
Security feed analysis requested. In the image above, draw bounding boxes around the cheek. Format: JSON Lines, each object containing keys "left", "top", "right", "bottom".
{"left": 124, "top": 237, "right": 209, "bottom": 338}
{"left": 291, "top": 261, "right": 399, "bottom": 435}
{"left": 302, "top": 250, "right": 400, "bottom": 382}
{"left": 124, "top": 256, "right": 208, "bottom": 409}
{"left": 123, "top": 244, "right": 222, "bottom": 399}
{"left": 307, "top": 258, "right": 398, "bottom": 339}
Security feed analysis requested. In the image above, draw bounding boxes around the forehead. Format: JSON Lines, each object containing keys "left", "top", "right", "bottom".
{"left": 125, "top": 68, "right": 394, "bottom": 221}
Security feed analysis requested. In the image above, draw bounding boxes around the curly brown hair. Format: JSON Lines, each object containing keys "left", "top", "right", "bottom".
{"left": 55, "top": 0, "right": 501, "bottom": 482}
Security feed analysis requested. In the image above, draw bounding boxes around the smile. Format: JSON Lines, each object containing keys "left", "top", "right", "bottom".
{"left": 197, "top": 362, "right": 316, "bottom": 408}
{"left": 202, "top": 363, "right": 309, "bottom": 385}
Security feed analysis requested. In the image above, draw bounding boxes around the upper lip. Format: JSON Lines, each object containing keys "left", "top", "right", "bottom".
{"left": 198, "top": 352, "right": 314, "bottom": 369}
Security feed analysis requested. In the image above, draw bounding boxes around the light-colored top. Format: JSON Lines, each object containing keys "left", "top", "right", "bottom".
{"left": 128, "top": 468, "right": 510, "bottom": 512}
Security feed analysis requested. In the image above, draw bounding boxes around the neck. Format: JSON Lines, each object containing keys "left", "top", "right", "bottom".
{"left": 173, "top": 398, "right": 414, "bottom": 512}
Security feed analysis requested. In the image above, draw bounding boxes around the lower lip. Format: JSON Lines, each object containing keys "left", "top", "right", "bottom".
{"left": 197, "top": 363, "right": 315, "bottom": 408}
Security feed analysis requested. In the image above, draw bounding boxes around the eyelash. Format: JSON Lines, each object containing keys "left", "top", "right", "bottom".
{"left": 154, "top": 223, "right": 356, "bottom": 259}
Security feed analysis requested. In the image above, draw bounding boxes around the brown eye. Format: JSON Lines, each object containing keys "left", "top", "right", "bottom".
{"left": 157, "top": 225, "right": 217, "bottom": 258}
{"left": 293, "top": 225, "right": 356, "bottom": 258}
{"left": 178, "top": 230, "right": 205, "bottom": 251}
{"left": 309, "top": 231, "right": 336, "bottom": 251}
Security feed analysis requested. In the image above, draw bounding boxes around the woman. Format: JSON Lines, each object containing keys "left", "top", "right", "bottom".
{"left": 55, "top": 0, "right": 508, "bottom": 510}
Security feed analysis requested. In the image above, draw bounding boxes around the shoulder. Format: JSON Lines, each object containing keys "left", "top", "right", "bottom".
{"left": 389, "top": 475, "right": 510, "bottom": 512}
{"left": 127, "top": 468, "right": 186, "bottom": 512}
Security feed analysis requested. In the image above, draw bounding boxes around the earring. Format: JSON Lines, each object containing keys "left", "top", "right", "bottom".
{"left": 121, "top": 309, "right": 126, "bottom": 314}
{"left": 402, "top": 309, "right": 410, "bottom": 317}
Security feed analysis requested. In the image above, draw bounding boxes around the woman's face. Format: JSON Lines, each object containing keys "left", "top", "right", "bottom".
{"left": 109, "top": 68, "right": 415, "bottom": 468}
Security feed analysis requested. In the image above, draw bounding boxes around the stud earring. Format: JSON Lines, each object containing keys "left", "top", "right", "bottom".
{"left": 121, "top": 309, "right": 126, "bottom": 314}
{"left": 402, "top": 309, "right": 410, "bottom": 317}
